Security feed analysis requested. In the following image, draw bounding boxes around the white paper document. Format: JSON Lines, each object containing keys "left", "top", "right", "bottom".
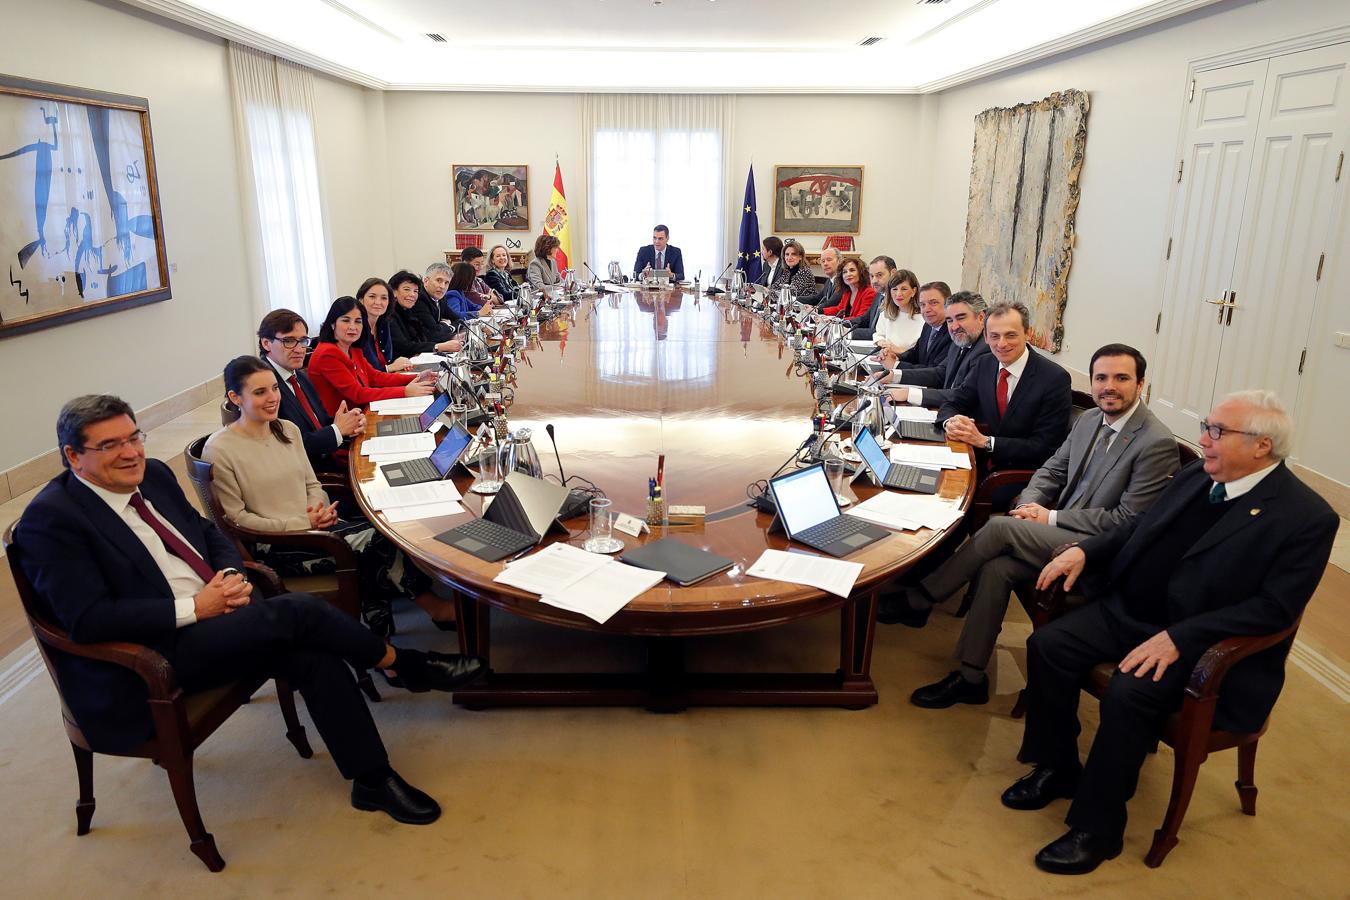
{"left": 888, "top": 443, "right": 971, "bottom": 470}
{"left": 541, "top": 564, "right": 666, "bottom": 624}
{"left": 493, "top": 543, "right": 610, "bottom": 596}
{"left": 890, "top": 406, "right": 939, "bottom": 423}
{"left": 847, "top": 492, "right": 964, "bottom": 532}
{"left": 360, "top": 432, "right": 437, "bottom": 457}
{"left": 365, "top": 481, "right": 463, "bottom": 511}
{"left": 383, "top": 501, "right": 466, "bottom": 523}
{"left": 369, "top": 396, "right": 435, "bottom": 414}
{"left": 407, "top": 352, "right": 444, "bottom": 366}
{"left": 746, "top": 549, "right": 864, "bottom": 598}
{"left": 847, "top": 339, "right": 879, "bottom": 354}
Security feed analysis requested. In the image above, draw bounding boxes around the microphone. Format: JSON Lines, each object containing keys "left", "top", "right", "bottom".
{"left": 750, "top": 433, "right": 820, "bottom": 513}
{"left": 545, "top": 423, "right": 566, "bottom": 483}
{"left": 705, "top": 260, "right": 735, "bottom": 295}
{"left": 543, "top": 422, "right": 593, "bottom": 519}
{"left": 810, "top": 399, "right": 872, "bottom": 468}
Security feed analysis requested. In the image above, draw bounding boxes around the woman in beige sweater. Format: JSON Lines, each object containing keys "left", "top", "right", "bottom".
{"left": 204, "top": 356, "right": 451, "bottom": 638}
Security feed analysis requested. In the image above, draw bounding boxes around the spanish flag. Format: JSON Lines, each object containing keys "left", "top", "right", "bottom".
{"left": 544, "top": 160, "right": 572, "bottom": 272}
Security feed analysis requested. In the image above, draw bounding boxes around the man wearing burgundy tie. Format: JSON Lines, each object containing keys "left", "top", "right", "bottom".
{"left": 16, "top": 395, "right": 485, "bottom": 825}
{"left": 632, "top": 224, "right": 685, "bottom": 280}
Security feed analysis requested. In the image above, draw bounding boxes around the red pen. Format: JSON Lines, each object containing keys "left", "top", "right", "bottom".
{"left": 656, "top": 453, "right": 665, "bottom": 490}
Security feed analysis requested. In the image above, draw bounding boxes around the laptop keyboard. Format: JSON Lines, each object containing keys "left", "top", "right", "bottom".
{"left": 378, "top": 417, "right": 421, "bottom": 436}
{"left": 896, "top": 421, "right": 947, "bottom": 442}
{"left": 440, "top": 517, "right": 534, "bottom": 559}
{"left": 797, "top": 515, "right": 872, "bottom": 547}
{"left": 884, "top": 464, "right": 935, "bottom": 491}
{"left": 397, "top": 456, "right": 440, "bottom": 483}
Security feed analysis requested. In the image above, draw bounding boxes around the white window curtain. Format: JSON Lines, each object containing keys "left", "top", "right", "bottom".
{"left": 582, "top": 95, "right": 734, "bottom": 285}
{"left": 227, "top": 43, "right": 334, "bottom": 327}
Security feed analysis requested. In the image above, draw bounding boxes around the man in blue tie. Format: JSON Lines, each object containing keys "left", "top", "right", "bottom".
{"left": 633, "top": 224, "right": 685, "bottom": 280}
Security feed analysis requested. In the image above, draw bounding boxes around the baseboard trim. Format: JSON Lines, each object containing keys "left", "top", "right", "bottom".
{"left": 0, "top": 375, "right": 224, "bottom": 502}
{"left": 1289, "top": 640, "right": 1350, "bottom": 704}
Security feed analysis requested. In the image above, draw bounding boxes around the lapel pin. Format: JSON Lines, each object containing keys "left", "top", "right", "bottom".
{"left": 1249, "top": 508, "right": 1261, "bottom": 516}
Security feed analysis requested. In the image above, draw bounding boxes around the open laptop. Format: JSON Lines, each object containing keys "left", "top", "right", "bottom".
{"left": 767, "top": 464, "right": 888, "bottom": 558}
{"left": 378, "top": 423, "right": 473, "bottom": 488}
{"left": 436, "top": 472, "right": 569, "bottom": 562}
{"left": 376, "top": 391, "right": 451, "bottom": 436}
{"left": 855, "top": 426, "right": 941, "bottom": 494}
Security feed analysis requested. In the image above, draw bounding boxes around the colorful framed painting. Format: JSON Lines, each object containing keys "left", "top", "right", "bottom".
{"left": 452, "top": 164, "right": 529, "bottom": 231}
{"left": 0, "top": 75, "right": 171, "bottom": 339}
{"left": 773, "top": 165, "right": 863, "bottom": 234}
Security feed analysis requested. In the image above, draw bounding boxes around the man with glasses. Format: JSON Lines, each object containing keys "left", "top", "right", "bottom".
{"left": 258, "top": 309, "right": 363, "bottom": 470}
{"left": 1002, "top": 390, "right": 1337, "bottom": 874}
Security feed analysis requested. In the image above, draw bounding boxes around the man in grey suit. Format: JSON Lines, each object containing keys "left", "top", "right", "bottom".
{"left": 883, "top": 291, "right": 989, "bottom": 407}
{"left": 882, "top": 344, "right": 1180, "bottom": 709}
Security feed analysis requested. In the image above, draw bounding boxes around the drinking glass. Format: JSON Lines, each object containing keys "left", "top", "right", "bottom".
{"left": 583, "top": 497, "right": 623, "bottom": 553}
{"left": 471, "top": 441, "right": 502, "bottom": 494}
{"left": 824, "top": 458, "right": 851, "bottom": 508}
{"left": 448, "top": 403, "right": 469, "bottom": 432}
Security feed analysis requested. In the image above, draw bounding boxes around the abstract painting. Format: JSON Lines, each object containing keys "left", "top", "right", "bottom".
{"left": 452, "top": 164, "right": 529, "bottom": 231}
{"left": 0, "top": 76, "right": 170, "bottom": 338}
{"left": 961, "top": 90, "right": 1089, "bottom": 352}
{"left": 773, "top": 166, "right": 863, "bottom": 234}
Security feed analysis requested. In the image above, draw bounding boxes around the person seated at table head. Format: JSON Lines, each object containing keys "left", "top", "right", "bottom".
{"left": 936, "top": 300, "right": 1071, "bottom": 473}
{"left": 803, "top": 246, "right": 841, "bottom": 308}
{"left": 779, "top": 239, "right": 819, "bottom": 299}
{"left": 441, "top": 262, "right": 495, "bottom": 321}
{"left": 887, "top": 280, "right": 953, "bottom": 371}
{"left": 355, "top": 277, "right": 410, "bottom": 374}
{"left": 16, "top": 394, "right": 485, "bottom": 824}
{"left": 458, "top": 247, "right": 496, "bottom": 306}
{"left": 527, "top": 233, "right": 563, "bottom": 293}
{"left": 257, "top": 308, "right": 364, "bottom": 470}
{"left": 307, "top": 296, "right": 436, "bottom": 417}
{"left": 1006, "top": 389, "right": 1336, "bottom": 875}
{"left": 820, "top": 256, "right": 875, "bottom": 326}
{"left": 882, "top": 344, "right": 1179, "bottom": 708}
{"left": 483, "top": 244, "right": 518, "bottom": 300}
{"left": 758, "top": 236, "right": 784, "bottom": 287}
{"left": 633, "top": 224, "right": 685, "bottom": 280}
{"left": 853, "top": 255, "right": 897, "bottom": 340}
{"left": 387, "top": 270, "right": 461, "bottom": 357}
{"left": 869, "top": 268, "right": 924, "bottom": 352}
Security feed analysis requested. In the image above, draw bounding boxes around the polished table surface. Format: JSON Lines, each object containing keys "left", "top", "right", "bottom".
{"left": 352, "top": 287, "right": 974, "bottom": 707}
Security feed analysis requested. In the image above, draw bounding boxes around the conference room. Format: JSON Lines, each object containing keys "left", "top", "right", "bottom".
{"left": 0, "top": 0, "right": 1347, "bottom": 895}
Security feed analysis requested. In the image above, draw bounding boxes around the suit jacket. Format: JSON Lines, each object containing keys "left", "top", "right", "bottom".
{"left": 756, "top": 259, "right": 780, "bottom": 287}
{"left": 901, "top": 336, "right": 991, "bottom": 407}
{"left": 410, "top": 288, "right": 457, "bottom": 341}
{"left": 484, "top": 267, "right": 517, "bottom": 300}
{"left": 803, "top": 276, "right": 838, "bottom": 309}
{"left": 936, "top": 347, "right": 1072, "bottom": 470}
{"left": 1078, "top": 462, "right": 1338, "bottom": 731}
{"left": 16, "top": 461, "right": 243, "bottom": 752}
{"left": 388, "top": 303, "right": 442, "bottom": 358}
{"left": 633, "top": 244, "right": 685, "bottom": 280}
{"left": 267, "top": 359, "right": 341, "bottom": 465}
{"left": 1019, "top": 403, "right": 1178, "bottom": 535}
{"left": 851, "top": 295, "right": 884, "bottom": 339}
{"left": 895, "top": 321, "right": 953, "bottom": 369}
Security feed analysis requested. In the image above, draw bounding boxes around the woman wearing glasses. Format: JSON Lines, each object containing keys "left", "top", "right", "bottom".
{"left": 308, "top": 296, "right": 437, "bottom": 417}
{"left": 355, "top": 277, "right": 411, "bottom": 373}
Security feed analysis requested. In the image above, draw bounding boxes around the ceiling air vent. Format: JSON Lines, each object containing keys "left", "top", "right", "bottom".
{"left": 915, "top": 0, "right": 951, "bottom": 4}
{"left": 425, "top": 33, "right": 447, "bottom": 42}
{"left": 858, "top": 36, "right": 884, "bottom": 46}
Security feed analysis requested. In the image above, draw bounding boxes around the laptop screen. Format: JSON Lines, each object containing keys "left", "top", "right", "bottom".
{"left": 854, "top": 426, "right": 891, "bottom": 481}
{"left": 430, "top": 424, "right": 473, "bottom": 477}
{"left": 418, "top": 392, "right": 452, "bottom": 430}
{"left": 769, "top": 464, "right": 840, "bottom": 536}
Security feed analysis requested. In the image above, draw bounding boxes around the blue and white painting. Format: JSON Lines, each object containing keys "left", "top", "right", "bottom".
{"left": 0, "top": 91, "right": 163, "bottom": 329}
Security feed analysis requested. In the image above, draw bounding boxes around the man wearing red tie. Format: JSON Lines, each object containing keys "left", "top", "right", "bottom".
{"left": 632, "top": 224, "right": 685, "bottom": 280}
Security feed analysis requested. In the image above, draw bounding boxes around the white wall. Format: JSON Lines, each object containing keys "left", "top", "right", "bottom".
{"left": 0, "top": 0, "right": 256, "bottom": 473}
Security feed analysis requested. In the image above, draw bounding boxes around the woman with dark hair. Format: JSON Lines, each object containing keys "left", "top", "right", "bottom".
{"left": 779, "top": 240, "right": 818, "bottom": 298}
{"left": 527, "top": 233, "right": 562, "bottom": 293}
{"left": 440, "top": 262, "right": 494, "bottom": 320}
{"left": 387, "top": 270, "right": 462, "bottom": 359}
{"left": 308, "top": 296, "right": 436, "bottom": 416}
{"left": 355, "top": 277, "right": 410, "bottom": 373}
{"left": 872, "top": 268, "right": 923, "bottom": 353}
{"left": 821, "top": 256, "right": 876, "bottom": 325}
{"left": 483, "top": 244, "right": 517, "bottom": 300}
{"left": 204, "top": 356, "right": 448, "bottom": 637}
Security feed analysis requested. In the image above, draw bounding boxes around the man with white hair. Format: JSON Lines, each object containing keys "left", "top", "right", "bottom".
{"left": 1004, "top": 390, "right": 1338, "bottom": 875}
{"left": 803, "top": 246, "right": 841, "bottom": 308}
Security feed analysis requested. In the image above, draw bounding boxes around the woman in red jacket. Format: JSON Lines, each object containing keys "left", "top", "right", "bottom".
{"left": 308, "top": 296, "right": 437, "bottom": 415}
{"left": 821, "top": 256, "right": 876, "bottom": 325}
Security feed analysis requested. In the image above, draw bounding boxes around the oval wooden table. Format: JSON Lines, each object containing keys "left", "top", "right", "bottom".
{"left": 353, "top": 288, "right": 974, "bottom": 710}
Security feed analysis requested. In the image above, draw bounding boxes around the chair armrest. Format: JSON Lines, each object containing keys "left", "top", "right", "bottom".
{"left": 28, "top": 619, "right": 178, "bottom": 699}
{"left": 976, "top": 468, "right": 1037, "bottom": 500}
{"left": 242, "top": 561, "right": 285, "bottom": 598}
{"left": 1186, "top": 619, "right": 1302, "bottom": 701}
{"left": 226, "top": 521, "right": 358, "bottom": 568}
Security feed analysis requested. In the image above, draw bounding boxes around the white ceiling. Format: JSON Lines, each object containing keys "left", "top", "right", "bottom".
{"left": 121, "top": 0, "right": 1226, "bottom": 92}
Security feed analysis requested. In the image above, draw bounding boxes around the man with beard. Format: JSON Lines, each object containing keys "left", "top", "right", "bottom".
{"left": 882, "top": 290, "right": 989, "bottom": 407}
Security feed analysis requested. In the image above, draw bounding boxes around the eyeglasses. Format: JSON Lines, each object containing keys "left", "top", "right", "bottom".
{"left": 1199, "top": 419, "right": 1258, "bottom": 441}
{"left": 81, "top": 430, "right": 147, "bottom": 454}
{"left": 274, "top": 336, "right": 312, "bottom": 349}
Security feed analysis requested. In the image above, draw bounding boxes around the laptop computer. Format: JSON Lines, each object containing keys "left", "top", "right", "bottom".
{"left": 854, "top": 426, "right": 942, "bottom": 494}
{"left": 436, "top": 472, "right": 570, "bottom": 562}
{"left": 376, "top": 391, "right": 451, "bottom": 436}
{"left": 378, "top": 423, "right": 473, "bottom": 488}
{"left": 891, "top": 412, "right": 948, "bottom": 443}
{"left": 767, "top": 464, "right": 889, "bottom": 558}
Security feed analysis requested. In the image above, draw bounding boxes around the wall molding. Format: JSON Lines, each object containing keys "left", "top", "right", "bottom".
{"left": 1189, "top": 23, "right": 1350, "bottom": 73}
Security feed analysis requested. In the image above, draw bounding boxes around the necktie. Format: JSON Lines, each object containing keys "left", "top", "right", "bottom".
{"left": 128, "top": 493, "right": 216, "bottom": 584}
{"left": 1208, "top": 482, "right": 1227, "bottom": 504}
{"left": 1063, "top": 422, "right": 1114, "bottom": 509}
{"left": 944, "top": 346, "right": 967, "bottom": 389}
{"left": 288, "top": 374, "right": 322, "bottom": 429}
{"left": 656, "top": 251, "right": 664, "bottom": 271}
{"left": 996, "top": 368, "right": 1010, "bottom": 418}
{"left": 926, "top": 328, "right": 940, "bottom": 356}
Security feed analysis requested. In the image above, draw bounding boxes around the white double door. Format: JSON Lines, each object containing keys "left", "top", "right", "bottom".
{"left": 1151, "top": 42, "right": 1350, "bottom": 438}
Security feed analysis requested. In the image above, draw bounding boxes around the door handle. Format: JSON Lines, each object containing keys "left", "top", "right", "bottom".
{"left": 1224, "top": 290, "right": 1239, "bottom": 326}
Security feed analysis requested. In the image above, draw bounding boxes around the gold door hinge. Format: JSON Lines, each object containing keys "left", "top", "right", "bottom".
{"left": 1188, "top": 79, "right": 1196, "bottom": 103}
{"left": 1165, "top": 237, "right": 1173, "bottom": 260}
{"left": 1316, "top": 252, "right": 1325, "bottom": 281}
{"left": 1177, "top": 160, "right": 1184, "bottom": 182}
{"left": 1336, "top": 151, "right": 1344, "bottom": 183}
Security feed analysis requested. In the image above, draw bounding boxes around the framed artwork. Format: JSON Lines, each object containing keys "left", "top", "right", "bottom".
{"left": 961, "top": 90, "right": 1090, "bottom": 352}
{"left": 773, "top": 165, "right": 863, "bottom": 234}
{"left": 452, "top": 164, "right": 529, "bottom": 231}
{"left": 0, "top": 75, "right": 170, "bottom": 339}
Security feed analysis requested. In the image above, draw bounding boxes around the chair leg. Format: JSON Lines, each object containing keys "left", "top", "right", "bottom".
{"left": 1010, "top": 689, "right": 1027, "bottom": 720}
{"left": 162, "top": 754, "right": 225, "bottom": 872}
{"left": 1236, "top": 741, "right": 1259, "bottom": 816}
{"left": 1145, "top": 743, "right": 1205, "bottom": 868}
{"left": 274, "top": 680, "right": 313, "bottom": 759}
{"left": 357, "top": 669, "right": 381, "bottom": 702}
{"left": 71, "top": 743, "right": 95, "bottom": 836}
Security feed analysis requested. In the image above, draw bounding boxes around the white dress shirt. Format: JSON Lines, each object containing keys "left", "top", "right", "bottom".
{"left": 1047, "top": 399, "right": 1142, "bottom": 527}
{"left": 75, "top": 475, "right": 203, "bottom": 628}
{"left": 266, "top": 356, "right": 344, "bottom": 445}
{"left": 1216, "top": 460, "right": 1281, "bottom": 501}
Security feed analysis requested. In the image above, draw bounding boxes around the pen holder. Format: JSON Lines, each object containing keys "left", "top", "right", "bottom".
{"left": 493, "top": 416, "right": 509, "bottom": 440}
{"left": 645, "top": 496, "right": 666, "bottom": 527}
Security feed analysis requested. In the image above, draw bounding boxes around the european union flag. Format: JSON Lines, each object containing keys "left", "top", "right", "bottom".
{"left": 736, "top": 165, "right": 762, "bottom": 284}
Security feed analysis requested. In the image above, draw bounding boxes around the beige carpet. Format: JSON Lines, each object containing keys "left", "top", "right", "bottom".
{"left": 0, "top": 600, "right": 1346, "bottom": 898}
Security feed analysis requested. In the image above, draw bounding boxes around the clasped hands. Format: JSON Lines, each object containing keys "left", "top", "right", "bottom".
{"left": 194, "top": 569, "right": 252, "bottom": 620}
{"left": 333, "top": 400, "right": 366, "bottom": 438}
{"left": 943, "top": 414, "right": 989, "bottom": 448}
{"left": 307, "top": 500, "right": 340, "bottom": 530}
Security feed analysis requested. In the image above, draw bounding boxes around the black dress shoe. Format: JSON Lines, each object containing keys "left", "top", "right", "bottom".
{"left": 1000, "top": 765, "right": 1081, "bottom": 810}
{"left": 910, "top": 671, "right": 989, "bottom": 709}
{"left": 876, "top": 590, "right": 933, "bottom": 627}
{"left": 351, "top": 768, "right": 441, "bottom": 825}
{"left": 391, "top": 648, "right": 485, "bottom": 693}
{"left": 1034, "top": 828, "right": 1123, "bottom": 875}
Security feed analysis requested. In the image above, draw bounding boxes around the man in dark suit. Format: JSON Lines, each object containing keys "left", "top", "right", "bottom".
{"left": 884, "top": 290, "right": 987, "bottom": 408}
{"left": 851, "top": 255, "right": 896, "bottom": 338}
{"left": 937, "top": 300, "right": 1072, "bottom": 471}
{"left": 633, "top": 224, "right": 685, "bottom": 280}
{"left": 801, "top": 246, "right": 841, "bottom": 308}
{"left": 884, "top": 346, "right": 1179, "bottom": 709}
{"left": 17, "top": 395, "right": 485, "bottom": 825}
{"left": 756, "top": 236, "right": 783, "bottom": 287}
{"left": 886, "top": 281, "right": 953, "bottom": 370}
{"left": 1005, "top": 390, "right": 1337, "bottom": 874}
{"left": 258, "top": 309, "right": 364, "bottom": 470}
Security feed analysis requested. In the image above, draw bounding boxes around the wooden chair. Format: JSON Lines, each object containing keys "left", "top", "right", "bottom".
{"left": 183, "top": 436, "right": 379, "bottom": 702}
{"left": 3, "top": 521, "right": 312, "bottom": 872}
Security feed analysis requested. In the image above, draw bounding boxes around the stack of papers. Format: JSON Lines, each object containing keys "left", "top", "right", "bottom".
{"left": 360, "top": 433, "right": 436, "bottom": 457}
{"left": 891, "top": 406, "right": 939, "bottom": 423}
{"left": 493, "top": 543, "right": 666, "bottom": 624}
{"left": 369, "top": 396, "right": 435, "bottom": 415}
{"left": 365, "top": 481, "right": 466, "bottom": 523}
{"left": 889, "top": 443, "right": 971, "bottom": 469}
{"left": 846, "top": 492, "right": 965, "bottom": 532}
{"left": 746, "top": 549, "right": 864, "bottom": 598}
{"left": 407, "top": 352, "right": 445, "bottom": 366}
